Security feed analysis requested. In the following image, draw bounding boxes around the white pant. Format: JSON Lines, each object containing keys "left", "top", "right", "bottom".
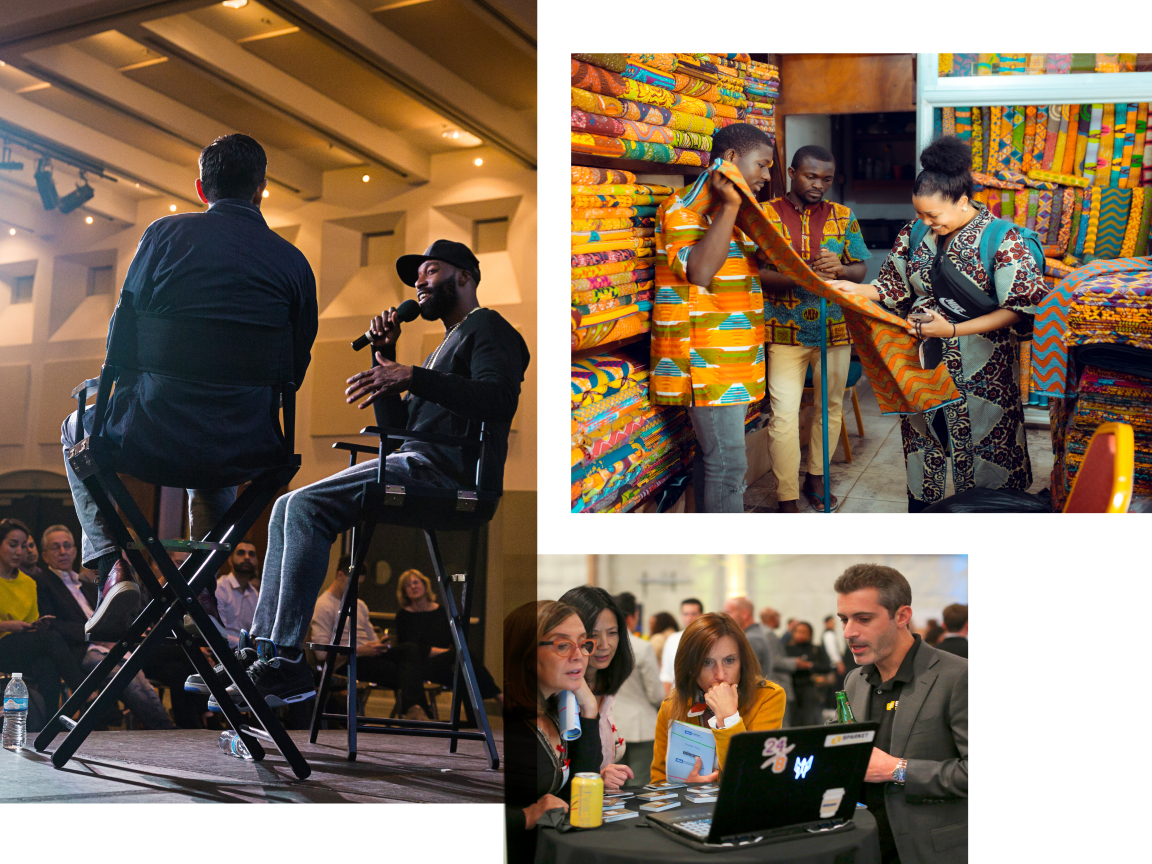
{"left": 766, "top": 344, "right": 851, "bottom": 502}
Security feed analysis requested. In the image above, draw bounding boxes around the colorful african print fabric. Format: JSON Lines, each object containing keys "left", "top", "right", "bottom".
{"left": 761, "top": 198, "right": 870, "bottom": 349}
{"left": 873, "top": 205, "right": 1050, "bottom": 507}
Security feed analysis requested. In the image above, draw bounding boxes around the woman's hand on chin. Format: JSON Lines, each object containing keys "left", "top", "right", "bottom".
{"left": 573, "top": 676, "right": 599, "bottom": 718}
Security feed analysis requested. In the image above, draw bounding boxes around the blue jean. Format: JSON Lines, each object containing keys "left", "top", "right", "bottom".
{"left": 62, "top": 409, "right": 236, "bottom": 568}
{"left": 250, "top": 452, "right": 453, "bottom": 649}
{"left": 687, "top": 405, "right": 748, "bottom": 513}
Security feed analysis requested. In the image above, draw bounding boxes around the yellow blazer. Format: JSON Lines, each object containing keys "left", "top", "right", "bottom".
{"left": 650, "top": 679, "right": 786, "bottom": 784}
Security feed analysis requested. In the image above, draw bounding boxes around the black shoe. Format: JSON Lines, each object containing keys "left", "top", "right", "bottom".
{"left": 85, "top": 559, "right": 141, "bottom": 640}
{"left": 184, "top": 631, "right": 257, "bottom": 694}
{"left": 208, "top": 641, "right": 315, "bottom": 711}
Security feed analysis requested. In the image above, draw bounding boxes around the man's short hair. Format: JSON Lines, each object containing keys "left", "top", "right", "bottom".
{"left": 681, "top": 597, "right": 704, "bottom": 614}
{"left": 834, "top": 564, "right": 912, "bottom": 618}
{"left": 199, "top": 134, "right": 267, "bottom": 202}
{"left": 336, "top": 555, "right": 352, "bottom": 575}
{"left": 791, "top": 144, "right": 835, "bottom": 170}
{"left": 942, "top": 603, "right": 968, "bottom": 632}
{"left": 41, "top": 524, "right": 73, "bottom": 549}
{"left": 614, "top": 591, "right": 638, "bottom": 618}
{"left": 727, "top": 596, "right": 753, "bottom": 616}
{"left": 710, "top": 122, "right": 773, "bottom": 164}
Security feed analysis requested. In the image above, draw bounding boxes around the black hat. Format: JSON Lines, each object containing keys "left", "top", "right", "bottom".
{"left": 396, "top": 240, "right": 481, "bottom": 287}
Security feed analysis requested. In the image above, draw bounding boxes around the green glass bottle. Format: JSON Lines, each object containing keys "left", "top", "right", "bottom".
{"left": 835, "top": 690, "right": 856, "bottom": 723}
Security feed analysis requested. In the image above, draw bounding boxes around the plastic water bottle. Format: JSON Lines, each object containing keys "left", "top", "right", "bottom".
{"left": 218, "top": 730, "right": 254, "bottom": 761}
{"left": 3, "top": 673, "right": 29, "bottom": 751}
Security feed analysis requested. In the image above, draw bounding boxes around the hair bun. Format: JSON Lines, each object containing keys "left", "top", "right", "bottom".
{"left": 920, "top": 135, "right": 972, "bottom": 177}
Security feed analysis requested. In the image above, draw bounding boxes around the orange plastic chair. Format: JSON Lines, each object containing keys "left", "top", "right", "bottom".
{"left": 1063, "top": 422, "right": 1135, "bottom": 513}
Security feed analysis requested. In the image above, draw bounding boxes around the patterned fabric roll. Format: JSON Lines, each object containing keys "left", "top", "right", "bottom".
{"left": 1120, "top": 187, "right": 1146, "bottom": 257}
{"left": 1042, "top": 105, "right": 1061, "bottom": 169}
{"left": 1022, "top": 106, "right": 1037, "bottom": 172}
{"left": 982, "top": 107, "right": 992, "bottom": 170}
{"left": 971, "top": 107, "right": 983, "bottom": 171}
{"left": 1014, "top": 189, "right": 1029, "bottom": 226}
{"left": 1009, "top": 106, "right": 1026, "bottom": 171}
{"left": 571, "top": 87, "right": 716, "bottom": 135}
{"left": 1134, "top": 188, "right": 1152, "bottom": 257}
{"left": 1130, "top": 104, "right": 1148, "bottom": 190}
{"left": 942, "top": 106, "right": 956, "bottom": 136}
{"left": 1052, "top": 104, "right": 1070, "bottom": 170}
{"left": 1120, "top": 54, "right": 1137, "bottom": 72}
{"left": 933, "top": 107, "right": 942, "bottom": 141}
{"left": 572, "top": 227, "right": 654, "bottom": 248}
{"left": 1082, "top": 104, "right": 1104, "bottom": 182}
{"left": 973, "top": 188, "right": 991, "bottom": 207}
{"left": 939, "top": 54, "right": 953, "bottom": 76}
{"left": 1092, "top": 187, "right": 1132, "bottom": 259}
{"left": 1000, "top": 55, "right": 1026, "bottom": 75}
{"left": 1071, "top": 54, "right": 1095, "bottom": 73}
{"left": 1036, "top": 191, "right": 1053, "bottom": 238}
{"left": 1027, "top": 168, "right": 1090, "bottom": 188}
{"left": 953, "top": 54, "right": 976, "bottom": 76}
{"left": 1047, "top": 189, "right": 1064, "bottom": 245}
{"left": 573, "top": 53, "right": 629, "bottom": 73}
{"left": 572, "top": 184, "right": 674, "bottom": 196}
{"left": 1072, "top": 105, "right": 1092, "bottom": 176}
{"left": 1095, "top": 102, "right": 1115, "bottom": 187}
{"left": 991, "top": 106, "right": 1009, "bottom": 173}
{"left": 988, "top": 191, "right": 1002, "bottom": 217}
{"left": 1095, "top": 53, "right": 1120, "bottom": 74}
{"left": 976, "top": 54, "right": 993, "bottom": 75}
{"left": 1046, "top": 54, "right": 1072, "bottom": 74}
{"left": 1144, "top": 138, "right": 1152, "bottom": 186}
{"left": 1058, "top": 188, "right": 1077, "bottom": 249}
{"left": 572, "top": 258, "right": 647, "bottom": 280}
{"left": 1025, "top": 190, "right": 1039, "bottom": 230}
{"left": 572, "top": 166, "right": 637, "bottom": 185}
{"left": 1032, "top": 106, "right": 1048, "bottom": 167}
{"left": 972, "top": 171, "right": 1024, "bottom": 190}
{"left": 1027, "top": 54, "right": 1046, "bottom": 76}
{"left": 571, "top": 108, "right": 713, "bottom": 151}
{"left": 621, "top": 61, "right": 676, "bottom": 91}
{"left": 1116, "top": 103, "right": 1138, "bottom": 188}
{"left": 573, "top": 207, "right": 658, "bottom": 220}
{"left": 572, "top": 248, "right": 646, "bottom": 269}
{"left": 1080, "top": 188, "right": 1101, "bottom": 257}
{"left": 1068, "top": 191, "right": 1084, "bottom": 256}
{"left": 572, "top": 217, "right": 638, "bottom": 232}
{"left": 631, "top": 53, "right": 677, "bottom": 73}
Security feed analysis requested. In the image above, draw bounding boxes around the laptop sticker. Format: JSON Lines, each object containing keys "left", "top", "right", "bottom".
{"left": 760, "top": 736, "right": 797, "bottom": 773}
{"left": 793, "top": 755, "right": 814, "bottom": 779}
{"left": 824, "top": 730, "right": 876, "bottom": 747}
{"left": 820, "top": 787, "right": 846, "bottom": 818}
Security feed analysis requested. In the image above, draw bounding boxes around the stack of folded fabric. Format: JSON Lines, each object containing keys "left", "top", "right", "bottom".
{"left": 571, "top": 165, "right": 666, "bottom": 351}
{"left": 571, "top": 351, "right": 694, "bottom": 512}
{"left": 700, "top": 54, "right": 779, "bottom": 139}
{"left": 940, "top": 54, "right": 1150, "bottom": 77}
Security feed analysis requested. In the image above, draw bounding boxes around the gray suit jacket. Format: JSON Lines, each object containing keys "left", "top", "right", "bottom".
{"left": 746, "top": 623, "right": 796, "bottom": 711}
{"left": 845, "top": 640, "right": 967, "bottom": 864}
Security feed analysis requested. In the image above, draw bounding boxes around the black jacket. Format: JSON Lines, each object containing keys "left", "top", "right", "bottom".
{"left": 102, "top": 199, "right": 318, "bottom": 488}
{"left": 33, "top": 569, "right": 99, "bottom": 658}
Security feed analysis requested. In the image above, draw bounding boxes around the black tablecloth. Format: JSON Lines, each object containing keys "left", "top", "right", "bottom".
{"left": 535, "top": 793, "right": 880, "bottom": 864}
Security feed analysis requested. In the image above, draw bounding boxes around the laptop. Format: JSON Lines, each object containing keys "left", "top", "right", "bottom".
{"left": 646, "top": 722, "right": 879, "bottom": 847}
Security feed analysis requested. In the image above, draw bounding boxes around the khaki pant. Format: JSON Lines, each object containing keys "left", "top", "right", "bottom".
{"left": 767, "top": 344, "right": 851, "bottom": 502}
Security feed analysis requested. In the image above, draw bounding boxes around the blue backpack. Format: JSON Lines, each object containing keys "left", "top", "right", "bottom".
{"left": 908, "top": 217, "right": 1046, "bottom": 285}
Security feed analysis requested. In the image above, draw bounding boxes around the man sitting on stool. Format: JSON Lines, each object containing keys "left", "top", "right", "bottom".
{"left": 59, "top": 133, "right": 318, "bottom": 641}
{"left": 311, "top": 557, "right": 430, "bottom": 721}
{"left": 212, "top": 240, "right": 530, "bottom": 712}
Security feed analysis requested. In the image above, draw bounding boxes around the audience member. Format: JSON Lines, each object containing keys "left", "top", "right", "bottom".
{"left": 34, "top": 524, "right": 173, "bottom": 729}
{"left": 0, "top": 520, "right": 85, "bottom": 719}
{"left": 722, "top": 596, "right": 784, "bottom": 723}
{"left": 785, "top": 621, "right": 832, "bottom": 726}
{"left": 559, "top": 586, "right": 635, "bottom": 790}
{"left": 659, "top": 597, "right": 704, "bottom": 697}
{"left": 17, "top": 524, "right": 45, "bottom": 579}
{"left": 923, "top": 618, "right": 945, "bottom": 646}
{"left": 937, "top": 604, "right": 969, "bottom": 658}
{"left": 611, "top": 592, "right": 663, "bottom": 787}
{"left": 215, "top": 541, "right": 260, "bottom": 648}
{"left": 650, "top": 612, "right": 785, "bottom": 785}
{"left": 822, "top": 614, "right": 845, "bottom": 673}
{"left": 310, "top": 556, "right": 430, "bottom": 720}
{"left": 146, "top": 550, "right": 214, "bottom": 728}
{"left": 647, "top": 612, "right": 678, "bottom": 665}
{"left": 504, "top": 600, "right": 601, "bottom": 864}
{"left": 395, "top": 567, "right": 502, "bottom": 723}
{"left": 757, "top": 605, "right": 810, "bottom": 724}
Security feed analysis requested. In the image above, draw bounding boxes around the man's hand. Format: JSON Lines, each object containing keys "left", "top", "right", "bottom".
{"left": 703, "top": 681, "right": 739, "bottom": 722}
{"left": 0, "top": 620, "right": 33, "bottom": 634}
{"left": 686, "top": 756, "right": 720, "bottom": 784}
{"left": 429, "top": 646, "right": 451, "bottom": 659}
{"left": 864, "top": 747, "right": 902, "bottom": 783}
{"left": 357, "top": 640, "right": 387, "bottom": 658}
{"left": 602, "top": 763, "right": 634, "bottom": 790}
{"left": 368, "top": 307, "right": 403, "bottom": 349}
{"left": 345, "top": 354, "right": 414, "bottom": 408}
{"left": 813, "top": 248, "right": 844, "bottom": 279}
{"left": 711, "top": 171, "right": 742, "bottom": 210}
{"left": 523, "top": 794, "right": 568, "bottom": 830}
{"left": 795, "top": 658, "right": 814, "bottom": 670}
{"left": 31, "top": 615, "right": 55, "bottom": 630}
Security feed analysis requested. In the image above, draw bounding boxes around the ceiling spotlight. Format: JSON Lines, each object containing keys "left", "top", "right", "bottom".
{"left": 222, "top": 0, "right": 248, "bottom": 7}
{"left": 473, "top": 157, "right": 483, "bottom": 167}
{"left": 8, "top": 228, "right": 15, "bottom": 236}
{"left": 58, "top": 174, "right": 95, "bottom": 214}
{"left": 34, "top": 159, "right": 59, "bottom": 210}
{"left": 262, "top": 189, "right": 269, "bottom": 198}
{"left": 361, "top": 174, "right": 370, "bottom": 183}
{"left": 441, "top": 129, "right": 461, "bottom": 140}
{"left": 0, "top": 146, "right": 23, "bottom": 172}
{"left": 169, "top": 204, "right": 177, "bottom": 211}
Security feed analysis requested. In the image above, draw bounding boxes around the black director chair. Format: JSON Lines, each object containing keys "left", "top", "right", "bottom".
{"left": 307, "top": 424, "right": 500, "bottom": 768}
{"left": 33, "top": 302, "right": 311, "bottom": 780}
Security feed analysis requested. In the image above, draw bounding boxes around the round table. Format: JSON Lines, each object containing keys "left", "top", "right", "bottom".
{"left": 535, "top": 795, "right": 880, "bottom": 864}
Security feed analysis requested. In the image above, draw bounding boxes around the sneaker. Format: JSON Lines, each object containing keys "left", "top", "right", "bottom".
{"left": 184, "top": 631, "right": 258, "bottom": 694}
{"left": 208, "top": 640, "right": 316, "bottom": 712}
{"left": 182, "top": 587, "right": 229, "bottom": 642}
{"left": 85, "top": 559, "right": 141, "bottom": 640}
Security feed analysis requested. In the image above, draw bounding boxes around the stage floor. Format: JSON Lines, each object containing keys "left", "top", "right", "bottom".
{"left": 0, "top": 729, "right": 504, "bottom": 803}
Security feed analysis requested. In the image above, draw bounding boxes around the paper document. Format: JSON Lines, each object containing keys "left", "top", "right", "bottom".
{"left": 665, "top": 719, "right": 716, "bottom": 782}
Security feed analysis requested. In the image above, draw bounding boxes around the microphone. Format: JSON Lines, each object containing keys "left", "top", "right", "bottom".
{"left": 351, "top": 299, "right": 421, "bottom": 351}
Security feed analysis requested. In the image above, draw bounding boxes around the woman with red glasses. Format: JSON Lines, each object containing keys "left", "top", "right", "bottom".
{"left": 504, "top": 599, "right": 602, "bottom": 862}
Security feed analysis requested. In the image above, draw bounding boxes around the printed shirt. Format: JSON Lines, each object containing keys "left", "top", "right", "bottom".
{"left": 651, "top": 175, "right": 767, "bottom": 407}
{"left": 762, "top": 197, "right": 870, "bottom": 348}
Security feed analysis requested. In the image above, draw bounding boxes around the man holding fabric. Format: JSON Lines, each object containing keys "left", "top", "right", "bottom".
{"left": 651, "top": 123, "right": 774, "bottom": 512}
{"left": 760, "top": 146, "right": 870, "bottom": 512}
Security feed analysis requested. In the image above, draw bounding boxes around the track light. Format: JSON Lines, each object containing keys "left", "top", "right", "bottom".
{"left": 58, "top": 173, "right": 95, "bottom": 214}
{"left": 0, "top": 146, "right": 22, "bottom": 172}
{"left": 34, "top": 159, "right": 58, "bottom": 210}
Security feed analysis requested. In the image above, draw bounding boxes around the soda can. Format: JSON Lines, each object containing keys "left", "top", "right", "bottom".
{"left": 570, "top": 772, "right": 604, "bottom": 828}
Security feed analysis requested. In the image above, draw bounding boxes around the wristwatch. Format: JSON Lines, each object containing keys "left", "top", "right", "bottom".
{"left": 892, "top": 758, "right": 908, "bottom": 784}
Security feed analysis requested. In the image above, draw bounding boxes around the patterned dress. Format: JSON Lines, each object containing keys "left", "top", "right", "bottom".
{"left": 872, "top": 205, "right": 1050, "bottom": 509}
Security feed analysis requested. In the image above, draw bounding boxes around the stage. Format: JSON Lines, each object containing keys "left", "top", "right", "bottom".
{"left": 0, "top": 729, "right": 504, "bottom": 803}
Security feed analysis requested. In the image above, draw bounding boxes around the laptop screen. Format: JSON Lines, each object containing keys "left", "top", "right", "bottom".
{"left": 709, "top": 722, "right": 880, "bottom": 841}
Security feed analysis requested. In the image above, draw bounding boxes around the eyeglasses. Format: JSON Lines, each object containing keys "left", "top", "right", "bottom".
{"left": 538, "top": 638, "right": 595, "bottom": 657}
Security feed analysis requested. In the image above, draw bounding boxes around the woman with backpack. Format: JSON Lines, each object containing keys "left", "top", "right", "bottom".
{"left": 830, "top": 135, "right": 1049, "bottom": 511}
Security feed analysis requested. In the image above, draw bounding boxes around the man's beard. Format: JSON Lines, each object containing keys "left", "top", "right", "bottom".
{"left": 418, "top": 274, "right": 459, "bottom": 321}
{"left": 234, "top": 562, "right": 256, "bottom": 575}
